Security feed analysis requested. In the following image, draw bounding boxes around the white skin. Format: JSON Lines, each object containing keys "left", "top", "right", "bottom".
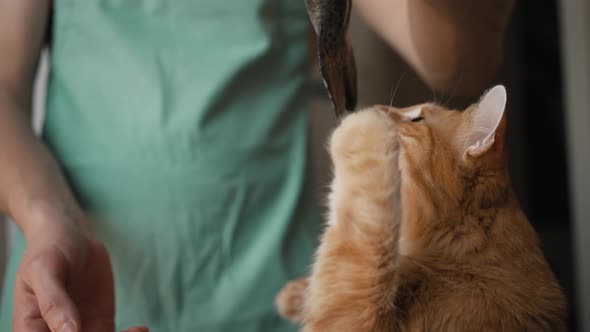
{"left": 0, "top": 0, "right": 513, "bottom": 331}
{"left": 354, "top": 0, "right": 515, "bottom": 94}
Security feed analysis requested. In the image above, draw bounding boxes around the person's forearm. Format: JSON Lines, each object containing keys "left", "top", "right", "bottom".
{"left": 0, "top": 91, "right": 84, "bottom": 238}
{"left": 354, "top": 0, "right": 514, "bottom": 96}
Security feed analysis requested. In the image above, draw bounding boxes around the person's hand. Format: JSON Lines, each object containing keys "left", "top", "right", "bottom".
{"left": 120, "top": 327, "right": 149, "bottom": 332}
{"left": 12, "top": 211, "right": 113, "bottom": 332}
{"left": 11, "top": 209, "right": 145, "bottom": 332}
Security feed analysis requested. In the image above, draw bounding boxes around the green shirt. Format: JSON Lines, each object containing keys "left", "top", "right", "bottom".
{"left": 1, "top": 1, "right": 319, "bottom": 331}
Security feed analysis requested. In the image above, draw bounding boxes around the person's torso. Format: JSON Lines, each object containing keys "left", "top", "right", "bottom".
{"left": 44, "top": 0, "right": 312, "bottom": 205}
{"left": 0, "top": 1, "right": 319, "bottom": 331}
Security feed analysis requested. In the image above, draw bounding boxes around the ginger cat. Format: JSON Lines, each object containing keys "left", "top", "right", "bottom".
{"left": 276, "top": 86, "right": 566, "bottom": 331}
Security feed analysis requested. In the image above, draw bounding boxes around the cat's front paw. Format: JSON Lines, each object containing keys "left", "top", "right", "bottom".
{"left": 330, "top": 107, "right": 398, "bottom": 173}
{"left": 275, "top": 278, "right": 308, "bottom": 324}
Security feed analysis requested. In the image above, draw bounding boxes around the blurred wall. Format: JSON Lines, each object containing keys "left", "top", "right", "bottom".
{"left": 559, "top": 0, "right": 590, "bottom": 330}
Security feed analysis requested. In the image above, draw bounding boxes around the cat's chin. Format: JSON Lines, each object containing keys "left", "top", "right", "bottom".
{"left": 329, "top": 107, "right": 398, "bottom": 170}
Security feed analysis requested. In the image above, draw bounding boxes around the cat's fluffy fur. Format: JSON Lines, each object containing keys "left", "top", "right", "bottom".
{"left": 276, "top": 86, "right": 566, "bottom": 331}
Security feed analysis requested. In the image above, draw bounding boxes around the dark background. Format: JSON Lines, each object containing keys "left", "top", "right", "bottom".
{"left": 507, "top": 1, "right": 576, "bottom": 330}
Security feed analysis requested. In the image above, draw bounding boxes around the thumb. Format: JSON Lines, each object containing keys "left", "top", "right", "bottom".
{"left": 28, "top": 251, "right": 82, "bottom": 332}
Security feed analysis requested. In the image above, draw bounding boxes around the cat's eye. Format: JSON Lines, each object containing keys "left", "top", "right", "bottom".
{"left": 411, "top": 116, "right": 424, "bottom": 122}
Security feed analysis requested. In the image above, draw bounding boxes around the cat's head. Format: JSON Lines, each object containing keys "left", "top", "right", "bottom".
{"left": 380, "top": 85, "right": 509, "bottom": 212}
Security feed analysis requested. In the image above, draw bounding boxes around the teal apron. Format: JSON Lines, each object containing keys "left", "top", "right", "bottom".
{"left": 1, "top": 1, "right": 320, "bottom": 331}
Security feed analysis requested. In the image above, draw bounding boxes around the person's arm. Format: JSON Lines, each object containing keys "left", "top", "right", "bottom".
{"left": 353, "top": 0, "right": 515, "bottom": 96}
{"left": 0, "top": 0, "right": 83, "bottom": 236}
{"left": 0, "top": 2, "right": 132, "bottom": 332}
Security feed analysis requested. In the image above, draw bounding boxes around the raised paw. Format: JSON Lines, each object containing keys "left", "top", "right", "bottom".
{"left": 330, "top": 107, "right": 399, "bottom": 175}
{"left": 275, "top": 278, "right": 308, "bottom": 323}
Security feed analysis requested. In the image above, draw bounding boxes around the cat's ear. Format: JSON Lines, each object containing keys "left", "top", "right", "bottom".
{"left": 465, "top": 85, "right": 507, "bottom": 158}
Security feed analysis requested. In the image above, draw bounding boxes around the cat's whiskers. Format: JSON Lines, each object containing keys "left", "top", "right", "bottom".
{"left": 444, "top": 70, "right": 464, "bottom": 107}
{"left": 388, "top": 71, "right": 407, "bottom": 114}
{"left": 431, "top": 85, "right": 438, "bottom": 105}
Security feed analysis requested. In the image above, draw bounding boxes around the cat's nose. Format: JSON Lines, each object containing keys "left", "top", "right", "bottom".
{"left": 375, "top": 105, "right": 397, "bottom": 112}
{"left": 374, "top": 105, "right": 402, "bottom": 122}
{"left": 375, "top": 105, "right": 423, "bottom": 123}
{"left": 375, "top": 105, "right": 405, "bottom": 116}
